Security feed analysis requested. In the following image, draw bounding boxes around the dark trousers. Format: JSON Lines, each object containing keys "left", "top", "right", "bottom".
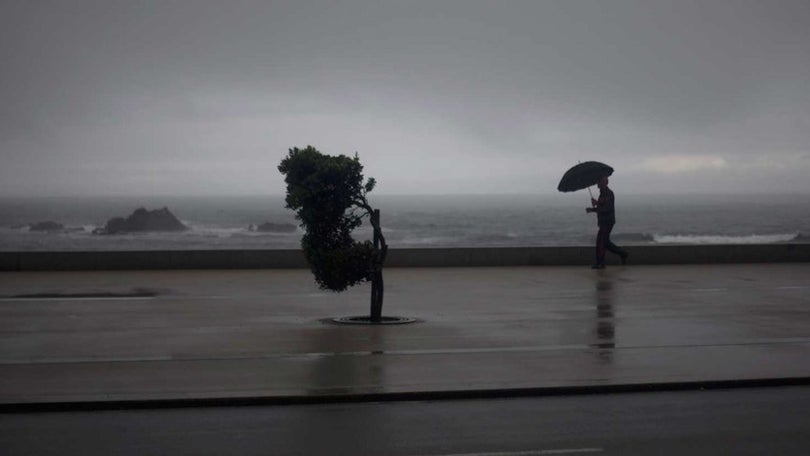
{"left": 595, "top": 223, "right": 625, "bottom": 265}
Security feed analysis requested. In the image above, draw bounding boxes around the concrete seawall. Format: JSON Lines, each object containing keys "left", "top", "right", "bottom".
{"left": 1, "top": 244, "right": 808, "bottom": 271}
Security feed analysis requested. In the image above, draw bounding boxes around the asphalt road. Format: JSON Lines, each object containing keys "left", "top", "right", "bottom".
{"left": 2, "top": 386, "right": 810, "bottom": 456}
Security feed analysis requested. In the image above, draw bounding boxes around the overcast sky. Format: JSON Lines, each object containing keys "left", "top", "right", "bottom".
{"left": 2, "top": 0, "right": 809, "bottom": 196}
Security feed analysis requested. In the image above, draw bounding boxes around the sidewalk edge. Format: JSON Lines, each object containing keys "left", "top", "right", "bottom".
{"left": 4, "top": 376, "right": 810, "bottom": 413}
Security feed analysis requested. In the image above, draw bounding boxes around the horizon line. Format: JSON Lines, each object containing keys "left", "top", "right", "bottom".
{"left": 1, "top": 190, "right": 810, "bottom": 199}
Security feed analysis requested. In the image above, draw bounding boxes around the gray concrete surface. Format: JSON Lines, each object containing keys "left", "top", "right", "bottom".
{"left": 2, "top": 243, "right": 809, "bottom": 271}
{"left": 1, "top": 263, "right": 810, "bottom": 408}
{"left": 4, "top": 387, "right": 810, "bottom": 455}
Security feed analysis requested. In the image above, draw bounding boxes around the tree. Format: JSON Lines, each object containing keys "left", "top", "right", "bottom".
{"left": 278, "top": 146, "right": 388, "bottom": 321}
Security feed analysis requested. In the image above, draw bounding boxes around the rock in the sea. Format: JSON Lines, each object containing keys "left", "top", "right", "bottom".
{"left": 95, "top": 207, "right": 188, "bottom": 234}
{"left": 29, "top": 221, "right": 64, "bottom": 232}
{"left": 249, "top": 222, "right": 298, "bottom": 233}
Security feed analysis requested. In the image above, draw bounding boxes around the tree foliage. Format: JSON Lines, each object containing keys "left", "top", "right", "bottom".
{"left": 278, "top": 146, "right": 385, "bottom": 292}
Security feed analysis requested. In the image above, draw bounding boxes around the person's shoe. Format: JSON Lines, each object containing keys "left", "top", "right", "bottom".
{"left": 591, "top": 264, "right": 605, "bottom": 269}
{"left": 621, "top": 252, "right": 629, "bottom": 265}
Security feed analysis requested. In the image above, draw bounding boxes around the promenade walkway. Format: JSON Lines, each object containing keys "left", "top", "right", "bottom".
{"left": 1, "top": 263, "right": 809, "bottom": 409}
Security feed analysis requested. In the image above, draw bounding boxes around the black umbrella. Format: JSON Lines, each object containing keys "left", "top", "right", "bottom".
{"left": 557, "top": 161, "right": 614, "bottom": 203}
{"left": 557, "top": 161, "right": 614, "bottom": 192}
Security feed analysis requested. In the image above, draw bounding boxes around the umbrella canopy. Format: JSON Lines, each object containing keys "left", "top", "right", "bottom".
{"left": 557, "top": 161, "right": 614, "bottom": 192}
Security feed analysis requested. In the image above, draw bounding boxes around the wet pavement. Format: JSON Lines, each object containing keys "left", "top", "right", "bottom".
{"left": 1, "top": 263, "right": 809, "bottom": 408}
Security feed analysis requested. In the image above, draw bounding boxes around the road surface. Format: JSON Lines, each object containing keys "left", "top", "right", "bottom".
{"left": 2, "top": 386, "right": 809, "bottom": 455}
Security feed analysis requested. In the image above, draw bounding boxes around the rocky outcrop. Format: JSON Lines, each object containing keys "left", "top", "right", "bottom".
{"left": 29, "top": 221, "right": 64, "bottom": 232}
{"left": 94, "top": 207, "right": 188, "bottom": 234}
{"left": 249, "top": 222, "right": 298, "bottom": 233}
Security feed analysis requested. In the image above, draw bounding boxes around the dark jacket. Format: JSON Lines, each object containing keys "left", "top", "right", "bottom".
{"left": 595, "top": 187, "right": 616, "bottom": 226}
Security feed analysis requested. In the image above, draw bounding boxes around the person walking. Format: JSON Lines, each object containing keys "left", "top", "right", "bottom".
{"left": 586, "top": 177, "right": 628, "bottom": 269}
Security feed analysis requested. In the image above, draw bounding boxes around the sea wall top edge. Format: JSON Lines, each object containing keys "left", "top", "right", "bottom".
{"left": 1, "top": 244, "right": 808, "bottom": 271}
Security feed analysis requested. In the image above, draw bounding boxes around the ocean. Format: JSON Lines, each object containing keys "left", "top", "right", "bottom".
{"left": 0, "top": 193, "right": 808, "bottom": 251}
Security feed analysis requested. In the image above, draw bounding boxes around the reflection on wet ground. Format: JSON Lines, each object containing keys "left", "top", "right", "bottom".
{"left": 592, "top": 274, "right": 616, "bottom": 362}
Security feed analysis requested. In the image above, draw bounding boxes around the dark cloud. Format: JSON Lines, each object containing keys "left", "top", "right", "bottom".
{"left": 1, "top": 0, "right": 809, "bottom": 195}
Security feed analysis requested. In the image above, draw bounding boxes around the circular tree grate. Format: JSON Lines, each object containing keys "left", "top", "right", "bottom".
{"left": 331, "top": 316, "right": 418, "bottom": 325}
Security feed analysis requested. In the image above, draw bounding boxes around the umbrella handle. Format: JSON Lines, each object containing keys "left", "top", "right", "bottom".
{"left": 588, "top": 187, "right": 595, "bottom": 206}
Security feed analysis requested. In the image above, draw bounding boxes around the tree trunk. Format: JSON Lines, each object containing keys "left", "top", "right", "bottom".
{"left": 369, "top": 209, "right": 384, "bottom": 322}
{"left": 370, "top": 269, "right": 383, "bottom": 322}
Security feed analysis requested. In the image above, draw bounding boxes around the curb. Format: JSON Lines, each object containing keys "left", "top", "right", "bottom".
{"left": 4, "top": 376, "right": 810, "bottom": 413}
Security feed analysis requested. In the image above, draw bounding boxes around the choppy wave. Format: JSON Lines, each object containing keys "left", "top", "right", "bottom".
{"left": 612, "top": 232, "right": 656, "bottom": 243}
{"left": 653, "top": 233, "right": 800, "bottom": 244}
{"left": 610, "top": 232, "right": 806, "bottom": 245}
{"left": 184, "top": 223, "right": 299, "bottom": 238}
